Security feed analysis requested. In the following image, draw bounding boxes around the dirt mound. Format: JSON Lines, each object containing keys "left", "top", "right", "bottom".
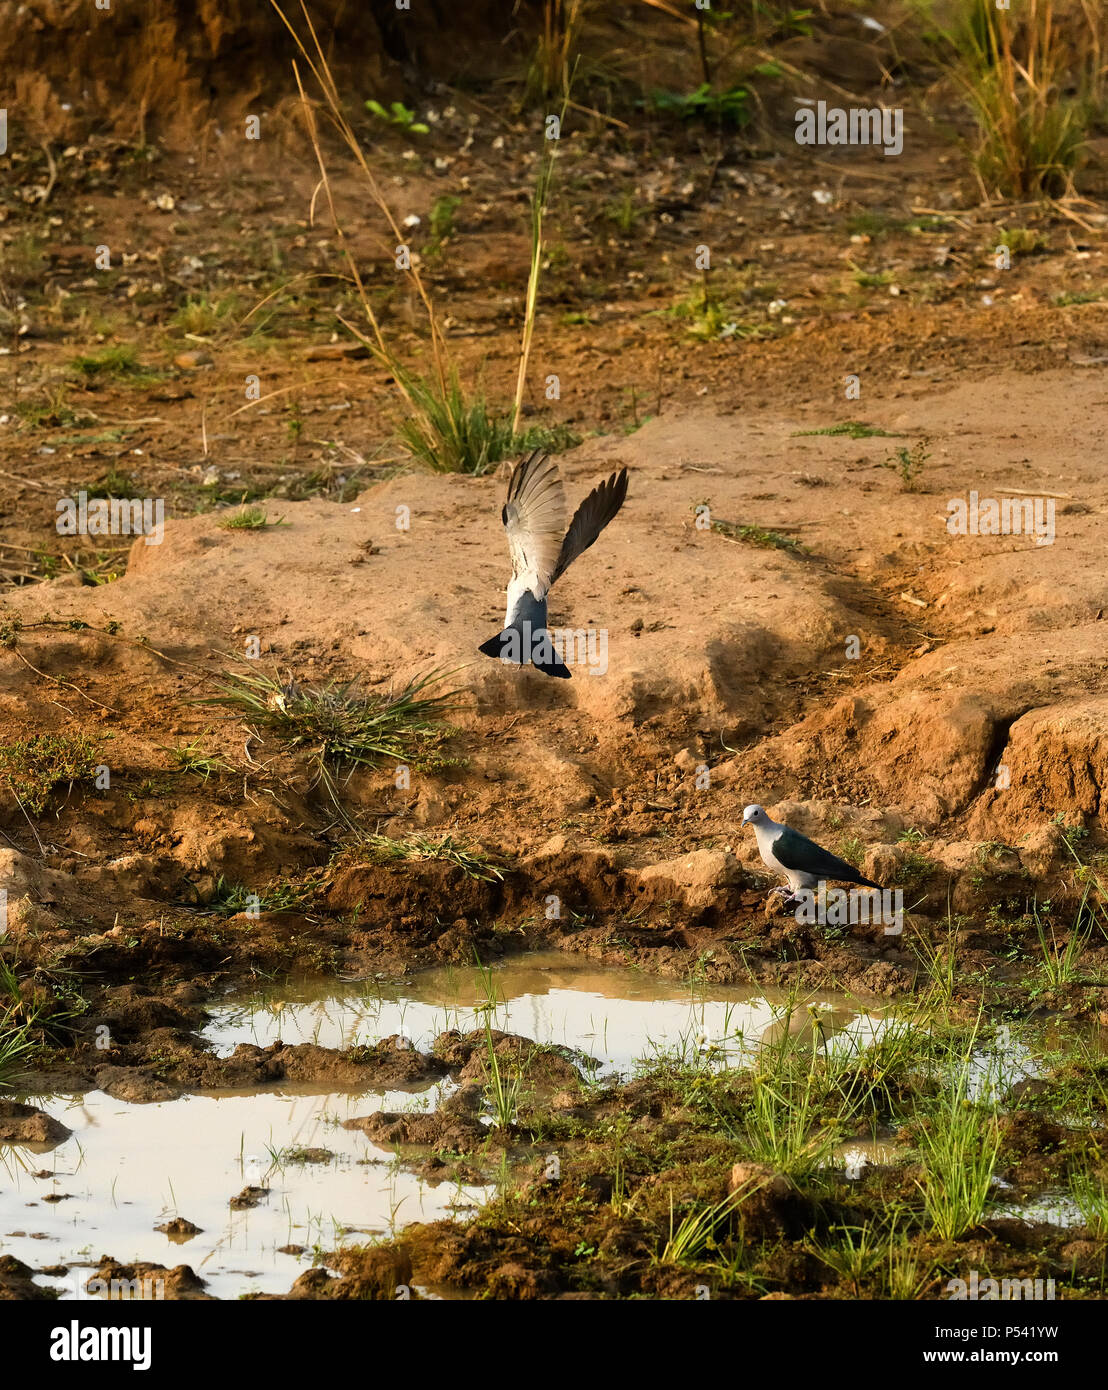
{"left": 3, "top": 0, "right": 512, "bottom": 146}
{"left": 0, "top": 1100, "right": 71, "bottom": 1145}
{"left": 86, "top": 1257, "right": 211, "bottom": 1300}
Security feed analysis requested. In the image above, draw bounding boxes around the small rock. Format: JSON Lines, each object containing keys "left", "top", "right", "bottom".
{"left": 173, "top": 349, "right": 212, "bottom": 369}
{"left": 155, "top": 1217, "right": 203, "bottom": 1237}
{"left": 0, "top": 1101, "right": 71, "bottom": 1145}
{"left": 230, "top": 1186, "right": 269, "bottom": 1209}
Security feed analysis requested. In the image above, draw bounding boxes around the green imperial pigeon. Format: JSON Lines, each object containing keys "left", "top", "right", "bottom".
{"left": 742, "top": 804, "right": 881, "bottom": 903}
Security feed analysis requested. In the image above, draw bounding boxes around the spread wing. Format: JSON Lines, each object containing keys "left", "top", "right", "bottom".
{"left": 551, "top": 468, "right": 629, "bottom": 585}
{"left": 772, "top": 825, "right": 867, "bottom": 882}
{"left": 501, "top": 449, "right": 567, "bottom": 594}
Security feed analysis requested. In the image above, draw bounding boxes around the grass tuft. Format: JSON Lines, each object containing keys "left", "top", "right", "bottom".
{"left": 218, "top": 506, "right": 288, "bottom": 531}
{"left": 952, "top": 0, "right": 1096, "bottom": 198}
{"left": 337, "top": 833, "right": 505, "bottom": 883}
{"left": 793, "top": 421, "right": 901, "bottom": 439}
{"left": 915, "top": 1041, "right": 1001, "bottom": 1241}
{"left": 199, "top": 666, "right": 459, "bottom": 803}
{"left": 0, "top": 732, "right": 101, "bottom": 815}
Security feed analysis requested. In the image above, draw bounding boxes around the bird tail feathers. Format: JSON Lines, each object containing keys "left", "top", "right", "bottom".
{"left": 478, "top": 627, "right": 571, "bottom": 679}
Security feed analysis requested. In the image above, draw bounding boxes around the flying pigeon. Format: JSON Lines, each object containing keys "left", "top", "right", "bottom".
{"left": 742, "top": 804, "right": 881, "bottom": 903}
{"left": 478, "top": 449, "right": 628, "bottom": 678}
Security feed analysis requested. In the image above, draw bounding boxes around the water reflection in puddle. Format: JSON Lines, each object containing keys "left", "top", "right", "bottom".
{"left": 17, "top": 950, "right": 1071, "bottom": 1300}
{"left": 1, "top": 952, "right": 879, "bottom": 1299}
{"left": 205, "top": 951, "right": 878, "bottom": 1079}
{"left": 1, "top": 1084, "right": 487, "bottom": 1301}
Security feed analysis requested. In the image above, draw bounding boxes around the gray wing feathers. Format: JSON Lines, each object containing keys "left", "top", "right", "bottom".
{"left": 502, "top": 449, "right": 567, "bottom": 589}
{"left": 773, "top": 826, "right": 879, "bottom": 887}
{"left": 551, "top": 468, "right": 629, "bottom": 585}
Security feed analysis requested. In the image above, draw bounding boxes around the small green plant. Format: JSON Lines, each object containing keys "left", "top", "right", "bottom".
{"left": 364, "top": 99, "right": 429, "bottom": 134}
{"left": 1071, "top": 1167, "right": 1108, "bottom": 1239}
{"left": 738, "top": 1066, "right": 841, "bottom": 1177}
{"left": 793, "top": 421, "right": 900, "bottom": 439}
{"left": 1053, "top": 813, "right": 1090, "bottom": 856}
{"left": 895, "top": 849, "right": 934, "bottom": 889}
{"left": 916, "top": 1045, "right": 1000, "bottom": 1241}
{"left": 1053, "top": 287, "right": 1107, "bottom": 307}
{"left": 805, "top": 1223, "right": 886, "bottom": 1297}
{"left": 171, "top": 293, "right": 242, "bottom": 337}
{"left": 883, "top": 437, "right": 930, "bottom": 492}
{"left": 0, "top": 963, "right": 42, "bottom": 1090}
{"left": 911, "top": 920, "right": 959, "bottom": 1002}
{"left": 396, "top": 367, "right": 520, "bottom": 475}
{"left": 881, "top": 1236, "right": 928, "bottom": 1300}
{"left": 428, "top": 194, "right": 461, "bottom": 249}
{"left": 846, "top": 211, "right": 896, "bottom": 238}
{"left": 69, "top": 346, "right": 158, "bottom": 383}
{"left": 15, "top": 385, "right": 88, "bottom": 430}
{"left": 667, "top": 279, "right": 735, "bottom": 340}
{"left": 340, "top": 833, "right": 505, "bottom": 883}
{"left": 202, "top": 876, "right": 313, "bottom": 917}
{"left": 996, "top": 226, "right": 1047, "bottom": 256}
{"left": 706, "top": 511, "right": 802, "bottom": 553}
{"left": 482, "top": 1019, "right": 523, "bottom": 1129}
{"left": 81, "top": 467, "right": 143, "bottom": 500}
{"left": 218, "top": 506, "right": 287, "bottom": 531}
{"left": 660, "top": 1190, "right": 741, "bottom": 1264}
{"left": 164, "top": 737, "right": 229, "bottom": 781}
{"left": 0, "top": 731, "right": 101, "bottom": 815}
{"left": 649, "top": 84, "right": 750, "bottom": 128}
{"left": 395, "top": 365, "right": 576, "bottom": 475}
{"left": 603, "top": 191, "right": 645, "bottom": 236}
{"left": 0, "top": 1017, "right": 37, "bottom": 1089}
{"left": 906, "top": 215, "right": 952, "bottom": 234}
{"left": 199, "top": 666, "right": 458, "bottom": 804}
{"left": 1033, "top": 900, "right": 1090, "bottom": 988}
{"left": 851, "top": 266, "right": 894, "bottom": 289}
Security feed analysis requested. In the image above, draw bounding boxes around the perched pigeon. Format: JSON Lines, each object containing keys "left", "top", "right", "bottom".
{"left": 742, "top": 804, "right": 881, "bottom": 902}
{"left": 478, "top": 449, "right": 628, "bottom": 678}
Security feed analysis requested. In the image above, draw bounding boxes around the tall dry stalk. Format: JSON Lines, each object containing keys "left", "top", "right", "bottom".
{"left": 954, "top": 0, "right": 1094, "bottom": 198}
{"left": 270, "top": 1, "right": 448, "bottom": 404}
{"left": 511, "top": 89, "right": 570, "bottom": 436}
{"left": 535, "top": 0, "right": 586, "bottom": 99}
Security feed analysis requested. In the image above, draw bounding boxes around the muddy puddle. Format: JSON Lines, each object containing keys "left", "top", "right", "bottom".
{"left": 0, "top": 1084, "right": 490, "bottom": 1300}
{"left": 205, "top": 950, "right": 880, "bottom": 1077}
{"left": 1, "top": 951, "right": 1078, "bottom": 1300}
{"left": 1, "top": 952, "right": 883, "bottom": 1299}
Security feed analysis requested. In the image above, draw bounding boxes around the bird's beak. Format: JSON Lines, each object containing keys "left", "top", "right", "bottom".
{"left": 741, "top": 813, "right": 752, "bottom": 826}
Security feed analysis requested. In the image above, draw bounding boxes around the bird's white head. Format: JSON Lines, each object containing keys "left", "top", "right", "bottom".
{"left": 742, "top": 804, "right": 767, "bottom": 827}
